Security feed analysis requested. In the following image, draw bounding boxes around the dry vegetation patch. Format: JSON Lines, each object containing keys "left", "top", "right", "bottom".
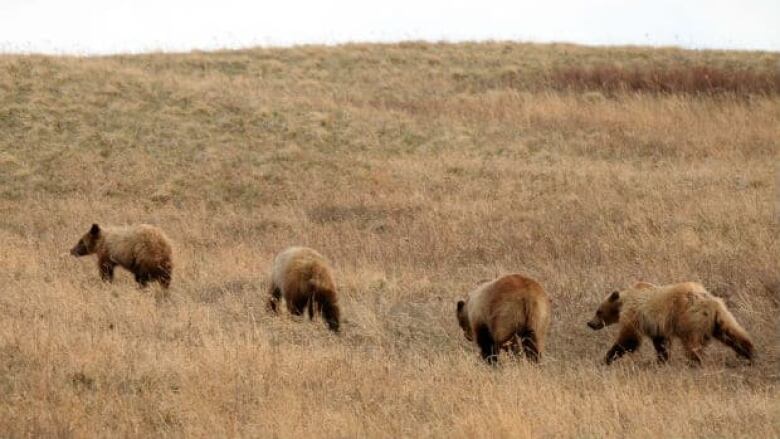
{"left": 0, "top": 42, "right": 778, "bottom": 438}
{"left": 550, "top": 63, "right": 780, "bottom": 96}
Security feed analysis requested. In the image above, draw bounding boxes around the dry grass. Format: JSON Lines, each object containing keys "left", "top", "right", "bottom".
{"left": 550, "top": 64, "right": 780, "bottom": 96}
{"left": 0, "top": 42, "right": 778, "bottom": 438}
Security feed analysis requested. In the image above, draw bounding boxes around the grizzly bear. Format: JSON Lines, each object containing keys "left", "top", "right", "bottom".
{"left": 70, "top": 224, "right": 173, "bottom": 288}
{"left": 456, "top": 274, "right": 551, "bottom": 364}
{"left": 587, "top": 281, "right": 754, "bottom": 365}
{"left": 267, "top": 246, "right": 340, "bottom": 332}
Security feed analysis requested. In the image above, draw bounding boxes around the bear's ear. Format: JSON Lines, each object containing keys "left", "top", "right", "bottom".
{"left": 89, "top": 224, "right": 101, "bottom": 236}
{"left": 608, "top": 291, "right": 620, "bottom": 302}
{"left": 457, "top": 300, "right": 465, "bottom": 312}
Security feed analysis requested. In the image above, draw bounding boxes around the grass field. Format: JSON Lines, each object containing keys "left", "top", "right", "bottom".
{"left": 0, "top": 42, "right": 778, "bottom": 438}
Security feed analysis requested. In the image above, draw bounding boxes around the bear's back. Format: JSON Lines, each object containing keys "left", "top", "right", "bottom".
{"left": 625, "top": 282, "right": 717, "bottom": 336}
{"left": 99, "top": 224, "right": 170, "bottom": 265}
{"left": 467, "top": 274, "right": 549, "bottom": 327}
{"left": 272, "top": 247, "right": 332, "bottom": 295}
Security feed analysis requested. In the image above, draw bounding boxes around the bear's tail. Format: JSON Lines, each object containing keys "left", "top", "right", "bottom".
{"left": 713, "top": 303, "right": 754, "bottom": 361}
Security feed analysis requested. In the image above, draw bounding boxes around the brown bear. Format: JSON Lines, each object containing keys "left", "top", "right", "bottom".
{"left": 456, "top": 274, "right": 551, "bottom": 364}
{"left": 70, "top": 223, "right": 173, "bottom": 288}
{"left": 587, "top": 281, "right": 754, "bottom": 365}
{"left": 267, "top": 246, "right": 340, "bottom": 332}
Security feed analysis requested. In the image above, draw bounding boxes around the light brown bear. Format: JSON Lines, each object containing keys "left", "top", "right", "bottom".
{"left": 587, "top": 281, "right": 754, "bottom": 365}
{"left": 70, "top": 224, "right": 173, "bottom": 288}
{"left": 267, "top": 246, "right": 340, "bottom": 332}
{"left": 456, "top": 274, "right": 551, "bottom": 364}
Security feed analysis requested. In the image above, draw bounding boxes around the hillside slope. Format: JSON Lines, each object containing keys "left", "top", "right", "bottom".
{"left": 0, "top": 42, "right": 778, "bottom": 438}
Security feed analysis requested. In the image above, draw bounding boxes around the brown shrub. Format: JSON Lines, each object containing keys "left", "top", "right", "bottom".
{"left": 551, "top": 64, "right": 780, "bottom": 96}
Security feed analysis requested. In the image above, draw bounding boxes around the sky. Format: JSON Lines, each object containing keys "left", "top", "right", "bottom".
{"left": 0, "top": 0, "right": 778, "bottom": 55}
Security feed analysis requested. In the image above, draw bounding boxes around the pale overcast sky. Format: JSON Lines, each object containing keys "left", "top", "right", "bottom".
{"left": 0, "top": 0, "right": 778, "bottom": 54}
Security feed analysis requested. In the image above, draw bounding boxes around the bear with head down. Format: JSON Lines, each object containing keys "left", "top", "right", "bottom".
{"left": 267, "top": 246, "right": 341, "bottom": 332}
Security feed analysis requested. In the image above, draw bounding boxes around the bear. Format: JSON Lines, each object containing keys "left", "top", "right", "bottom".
{"left": 456, "top": 274, "right": 551, "bottom": 364}
{"left": 587, "top": 281, "right": 754, "bottom": 366}
{"left": 266, "top": 246, "right": 340, "bottom": 332}
{"left": 70, "top": 223, "right": 173, "bottom": 288}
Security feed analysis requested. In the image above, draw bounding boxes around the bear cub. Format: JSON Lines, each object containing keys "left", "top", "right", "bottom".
{"left": 588, "top": 281, "right": 753, "bottom": 365}
{"left": 71, "top": 223, "right": 173, "bottom": 288}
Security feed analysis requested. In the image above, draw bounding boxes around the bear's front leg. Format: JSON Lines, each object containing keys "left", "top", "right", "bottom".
{"left": 652, "top": 336, "right": 671, "bottom": 363}
{"left": 157, "top": 270, "right": 172, "bottom": 289}
{"left": 520, "top": 331, "right": 541, "bottom": 363}
{"left": 475, "top": 324, "right": 499, "bottom": 365}
{"left": 605, "top": 327, "right": 641, "bottom": 365}
{"left": 98, "top": 257, "right": 115, "bottom": 283}
{"left": 266, "top": 284, "right": 281, "bottom": 313}
{"left": 504, "top": 336, "right": 522, "bottom": 357}
{"left": 682, "top": 336, "right": 704, "bottom": 367}
{"left": 134, "top": 271, "right": 152, "bottom": 288}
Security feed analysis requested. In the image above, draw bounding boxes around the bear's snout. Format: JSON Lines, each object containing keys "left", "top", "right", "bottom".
{"left": 587, "top": 319, "right": 605, "bottom": 330}
{"left": 70, "top": 243, "right": 87, "bottom": 256}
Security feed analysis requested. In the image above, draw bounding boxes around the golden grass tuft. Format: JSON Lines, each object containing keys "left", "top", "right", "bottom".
{"left": 0, "top": 42, "right": 778, "bottom": 438}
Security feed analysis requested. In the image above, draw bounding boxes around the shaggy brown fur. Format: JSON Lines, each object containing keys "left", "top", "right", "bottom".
{"left": 587, "top": 281, "right": 754, "bottom": 365}
{"left": 267, "top": 246, "right": 340, "bottom": 332}
{"left": 456, "top": 274, "right": 551, "bottom": 364}
{"left": 70, "top": 224, "right": 173, "bottom": 288}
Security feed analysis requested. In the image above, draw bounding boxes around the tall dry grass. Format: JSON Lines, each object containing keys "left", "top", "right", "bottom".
{"left": 550, "top": 64, "right": 780, "bottom": 96}
{"left": 0, "top": 42, "right": 778, "bottom": 438}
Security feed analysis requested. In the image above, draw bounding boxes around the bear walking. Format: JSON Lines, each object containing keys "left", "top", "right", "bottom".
{"left": 456, "top": 274, "right": 551, "bottom": 364}
{"left": 70, "top": 224, "right": 173, "bottom": 288}
{"left": 587, "top": 281, "right": 754, "bottom": 365}
{"left": 267, "top": 246, "right": 340, "bottom": 332}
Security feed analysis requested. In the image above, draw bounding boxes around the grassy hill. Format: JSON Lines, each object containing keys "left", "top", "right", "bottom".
{"left": 0, "top": 42, "right": 778, "bottom": 438}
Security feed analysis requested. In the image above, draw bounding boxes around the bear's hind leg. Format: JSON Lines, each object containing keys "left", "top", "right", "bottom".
{"left": 145, "top": 268, "right": 171, "bottom": 289}
{"left": 476, "top": 324, "right": 498, "bottom": 365}
{"left": 713, "top": 319, "right": 754, "bottom": 361}
{"left": 315, "top": 290, "right": 340, "bottom": 333}
{"left": 519, "top": 330, "right": 541, "bottom": 363}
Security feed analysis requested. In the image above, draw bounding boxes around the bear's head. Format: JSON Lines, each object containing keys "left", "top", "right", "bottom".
{"left": 587, "top": 290, "right": 622, "bottom": 330}
{"left": 70, "top": 224, "right": 102, "bottom": 257}
{"left": 456, "top": 299, "right": 472, "bottom": 341}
